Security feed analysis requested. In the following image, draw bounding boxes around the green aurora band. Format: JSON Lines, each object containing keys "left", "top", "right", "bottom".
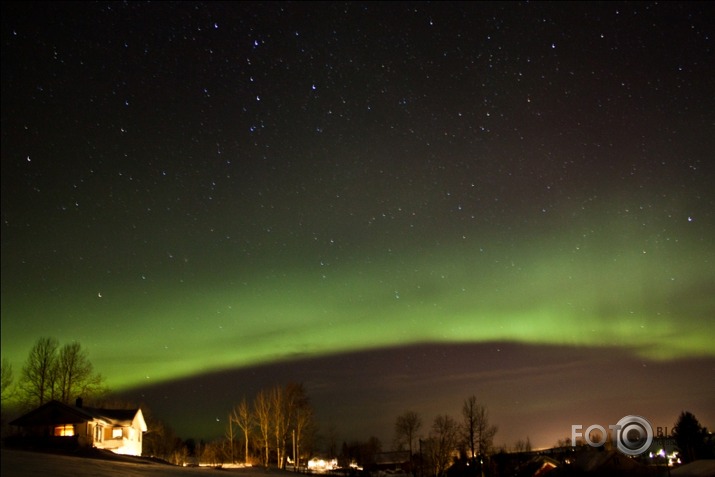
{"left": 2, "top": 200, "right": 713, "bottom": 390}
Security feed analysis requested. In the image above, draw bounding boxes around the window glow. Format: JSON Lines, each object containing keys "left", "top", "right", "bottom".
{"left": 112, "top": 427, "right": 123, "bottom": 438}
{"left": 54, "top": 425, "right": 74, "bottom": 437}
{"left": 307, "top": 458, "right": 338, "bottom": 472}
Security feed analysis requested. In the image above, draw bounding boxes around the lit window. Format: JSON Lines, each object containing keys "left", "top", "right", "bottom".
{"left": 54, "top": 425, "right": 74, "bottom": 437}
{"left": 112, "top": 428, "right": 123, "bottom": 438}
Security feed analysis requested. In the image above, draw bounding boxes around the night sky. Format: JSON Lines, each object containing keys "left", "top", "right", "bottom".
{"left": 2, "top": 2, "right": 714, "bottom": 449}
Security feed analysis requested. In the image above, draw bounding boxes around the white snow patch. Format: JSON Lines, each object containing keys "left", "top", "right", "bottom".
{"left": 0, "top": 449, "right": 287, "bottom": 477}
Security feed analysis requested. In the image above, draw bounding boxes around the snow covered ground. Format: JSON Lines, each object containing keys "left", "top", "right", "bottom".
{"left": 0, "top": 449, "right": 287, "bottom": 477}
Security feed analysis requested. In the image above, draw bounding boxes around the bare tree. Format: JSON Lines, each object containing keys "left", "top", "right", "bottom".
{"left": 1, "top": 358, "right": 14, "bottom": 430}
{"left": 18, "top": 337, "right": 59, "bottom": 408}
{"left": 555, "top": 436, "right": 572, "bottom": 448}
{"left": 326, "top": 424, "right": 340, "bottom": 459}
{"left": 289, "top": 383, "right": 314, "bottom": 469}
{"left": 143, "top": 415, "right": 183, "bottom": 462}
{"left": 170, "top": 444, "right": 190, "bottom": 466}
{"left": 200, "top": 439, "right": 222, "bottom": 466}
{"left": 395, "top": 410, "right": 422, "bottom": 452}
{"left": 426, "top": 415, "right": 460, "bottom": 477}
{"left": 231, "top": 397, "right": 253, "bottom": 464}
{"left": 17, "top": 338, "right": 106, "bottom": 409}
{"left": 254, "top": 388, "right": 272, "bottom": 467}
{"left": 271, "top": 385, "right": 289, "bottom": 468}
{"left": 513, "top": 437, "right": 531, "bottom": 453}
{"left": 1, "top": 358, "right": 13, "bottom": 402}
{"left": 394, "top": 410, "right": 422, "bottom": 472}
{"left": 56, "top": 342, "right": 104, "bottom": 404}
{"left": 235, "top": 383, "right": 314, "bottom": 468}
{"left": 461, "top": 395, "right": 497, "bottom": 460}
{"left": 226, "top": 410, "right": 237, "bottom": 463}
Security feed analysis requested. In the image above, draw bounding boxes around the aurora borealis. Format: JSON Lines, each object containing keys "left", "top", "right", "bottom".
{"left": 2, "top": 2, "right": 714, "bottom": 447}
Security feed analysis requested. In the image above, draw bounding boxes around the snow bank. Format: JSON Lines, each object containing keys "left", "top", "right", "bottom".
{"left": 0, "top": 449, "right": 289, "bottom": 477}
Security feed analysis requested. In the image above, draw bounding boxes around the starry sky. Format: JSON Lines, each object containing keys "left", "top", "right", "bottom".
{"left": 2, "top": 2, "right": 714, "bottom": 449}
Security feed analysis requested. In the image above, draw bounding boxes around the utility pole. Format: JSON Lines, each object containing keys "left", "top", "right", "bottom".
{"left": 228, "top": 414, "right": 234, "bottom": 464}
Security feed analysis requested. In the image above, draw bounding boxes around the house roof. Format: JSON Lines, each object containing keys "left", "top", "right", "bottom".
{"left": 81, "top": 406, "right": 142, "bottom": 427}
{"left": 10, "top": 400, "right": 145, "bottom": 431}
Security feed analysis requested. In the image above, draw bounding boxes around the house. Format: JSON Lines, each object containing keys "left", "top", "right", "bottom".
{"left": 9, "top": 398, "right": 147, "bottom": 456}
{"left": 523, "top": 455, "right": 560, "bottom": 476}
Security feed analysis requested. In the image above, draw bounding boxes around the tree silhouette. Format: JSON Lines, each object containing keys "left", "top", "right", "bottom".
{"left": 513, "top": 437, "right": 531, "bottom": 453}
{"left": 395, "top": 409, "right": 422, "bottom": 469}
{"left": 1, "top": 358, "right": 14, "bottom": 430}
{"left": 254, "top": 389, "right": 272, "bottom": 467}
{"left": 141, "top": 412, "right": 187, "bottom": 464}
{"left": 1, "top": 358, "right": 13, "bottom": 403}
{"left": 673, "top": 411, "right": 709, "bottom": 463}
{"left": 17, "top": 337, "right": 105, "bottom": 409}
{"left": 426, "top": 414, "right": 460, "bottom": 477}
{"left": 290, "top": 383, "right": 314, "bottom": 470}
{"left": 56, "top": 341, "right": 104, "bottom": 403}
{"left": 230, "top": 397, "right": 253, "bottom": 464}
{"left": 226, "top": 409, "right": 237, "bottom": 463}
{"left": 229, "top": 383, "right": 315, "bottom": 468}
{"left": 18, "top": 337, "right": 59, "bottom": 408}
{"left": 461, "top": 395, "right": 497, "bottom": 460}
{"left": 271, "top": 385, "right": 289, "bottom": 468}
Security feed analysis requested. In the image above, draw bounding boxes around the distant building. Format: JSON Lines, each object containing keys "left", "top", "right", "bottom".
{"left": 520, "top": 455, "right": 560, "bottom": 476}
{"left": 9, "top": 398, "right": 147, "bottom": 456}
{"left": 370, "top": 451, "right": 412, "bottom": 475}
{"left": 307, "top": 456, "right": 339, "bottom": 472}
